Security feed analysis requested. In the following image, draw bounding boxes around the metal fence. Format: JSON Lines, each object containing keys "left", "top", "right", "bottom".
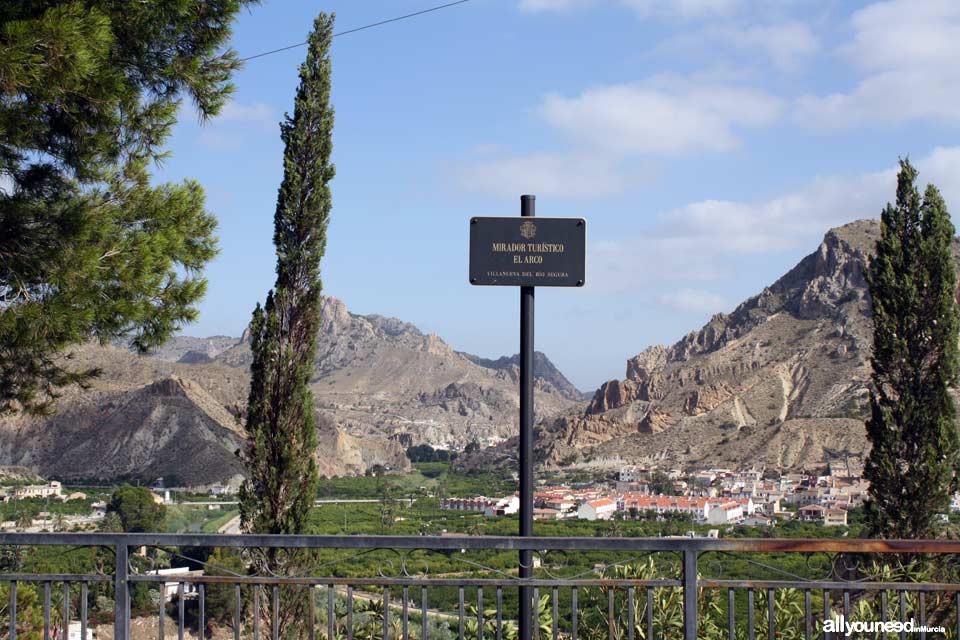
{"left": 2, "top": 533, "right": 960, "bottom": 640}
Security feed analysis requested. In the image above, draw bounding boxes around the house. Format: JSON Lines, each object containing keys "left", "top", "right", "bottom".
{"left": 210, "top": 483, "right": 232, "bottom": 496}
{"left": 740, "top": 514, "right": 775, "bottom": 527}
{"left": 578, "top": 498, "right": 617, "bottom": 521}
{"left": 754, "top": 496, "right": 782, "bottom": 515}
{"left": 440, "top": 497, "right": 493, "bottom": 513}
{"left": 484, "top": 495, "right": 519, "bottom": 517}
{"left": 534, "top": 508, "right": 561, "bottom": 520}
{"left": 618, "top": 467, "right": 646, "bottom": 483}
{"left": 706, "top": 502, "right": 743, "bottom": 525}
{"left": 823, "top": 508, "right": 848, "bottom": 527}
{"left": 694, "top": 472, "right": 717, "bottom": 486}
{"left": 797, "top": 505, "right": 826, "bottom": 521}
{"left": 543, "top": 497, "right": 576, "bottom": 513}
{"left": 12, "top": 481, "right": 62, "bottom": 500}
{"left": 618, "top": 495, "right": 711, "bottom": 521}
{"left": 67, "top": 621, "right": 94, "bottom": 640}
{"left": 149, "top": 567, "right": 204, "bottom": 602}
{"left": 787, "top": 489, "right": 824, "bottom": 507}
{"left": 733, "top": 497, "right": 756, "bottom": 516}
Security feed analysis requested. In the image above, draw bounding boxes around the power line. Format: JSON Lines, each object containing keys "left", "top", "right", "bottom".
{"left": 240, "top": 0, "right": 474, "bottom": 62}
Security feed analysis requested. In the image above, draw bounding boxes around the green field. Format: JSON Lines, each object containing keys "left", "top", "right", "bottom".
{"left": 163, "top": 505, "right": 238, "bottom": 533}
{"left": 316, "top": 462, "right": 513, "bottom": 500}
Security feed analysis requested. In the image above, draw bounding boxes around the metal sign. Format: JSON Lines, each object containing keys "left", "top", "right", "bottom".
{"left": 468, "top": 196, "right": 586, "bottom": 640}
{"left": 469, "top": 216, "right": 586, "bottom": 287}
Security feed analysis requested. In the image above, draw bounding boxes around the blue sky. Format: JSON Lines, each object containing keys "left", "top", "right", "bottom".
{"left": 157, "top": 0, "right": 960, "bottom": 391}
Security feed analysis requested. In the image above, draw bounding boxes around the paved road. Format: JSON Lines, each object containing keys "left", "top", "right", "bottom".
{"left": 217, "top": 514, "right": 242, "bottom": 534}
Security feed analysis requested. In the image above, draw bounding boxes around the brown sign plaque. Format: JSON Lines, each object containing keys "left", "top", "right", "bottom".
{"left": 469, "top": 216, "right": 586, "bottom": 287}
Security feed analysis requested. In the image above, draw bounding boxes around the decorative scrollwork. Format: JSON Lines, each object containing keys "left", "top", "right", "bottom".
{"left": 542, "top": 550, "right": 661, "bottom": 581}
{"left": 803, "top": 550, "right": 834, "bottom": 578}
{"left": 399, "top": 550, "right": 429, "bottom": 577}
{"left": 697, "top": 551, "right": 727, "bottom": 580}
{"left": 716, "top": 550, "right": 818, "bottom": 583}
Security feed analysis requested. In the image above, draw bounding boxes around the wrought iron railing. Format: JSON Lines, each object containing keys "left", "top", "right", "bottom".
{"left": 2, "top": 533, "right": 959, "bottom": 640}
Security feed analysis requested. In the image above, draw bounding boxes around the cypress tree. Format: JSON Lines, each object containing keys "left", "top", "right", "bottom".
{"left": 0, "top": 1, "right": 258, "bottom": 415}
{"left": 239, "top": 13, "right": 335, "bottom": 536}
{"left": 864, "top": 159, "right": 960, "bottom": 539}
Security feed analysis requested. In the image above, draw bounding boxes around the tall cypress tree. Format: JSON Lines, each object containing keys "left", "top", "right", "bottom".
{"left": 864, "top": 159, "right": 960, "bottom": 539}
{"left": 238, "top": 13, "right": 335, "bottom": 536}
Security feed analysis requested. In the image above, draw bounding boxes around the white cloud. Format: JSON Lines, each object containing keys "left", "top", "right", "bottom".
{"left": 658, "top": 146, "right": 960, "bottom": 253}
{"left": 540, "top": 78, "right": 782, "bottom": 155}
{"left": 195, "top": 101, "right": 277, "bottom": 148}
{"left": 0, "top": 173, "right": 12, "bottom": 195}
{"left": 840, "top": 0, "right": 960, "bottom": 71}
{"left": 589, "top": 146, "right": 960, "bottom": 291}
{"left": 467, "top": 143, "right": 502, "bottom": 156}
{"left": 518, "top": 0, "right": 594, "bottom": 11}
{"left": 717, "top": 22, "right": 818, "bottom": 71}
{"left": 659, "top": 288, "right": 729, "bottom": 312}
{"left": 455, "top": 74, "right": 781, "bottom": 198}
{"left": 648, "top": 21, "right": 819, "bottom": 73}
{"left": 219, "top": 101, "right": 276, "bottom": 127}
{"left": 519, "top": 0, "right": 742, "bottom": 18}
{"left": 796, "top": 0, "right": 960, "bottom": 128}
{"left": 454, "top": 151, "right": 645, "bottom": 199}
{"left": 197, "top": 130, "right": 244, "bottom": 149}
{"left": 621, "top": 0, "right": 742, "bottom": 19}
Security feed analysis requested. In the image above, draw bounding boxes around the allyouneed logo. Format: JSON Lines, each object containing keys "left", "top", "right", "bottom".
{"left": 822, "top": 615, "right": 945, "bottom": 636}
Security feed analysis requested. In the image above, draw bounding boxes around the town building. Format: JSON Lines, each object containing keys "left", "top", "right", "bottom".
{"left": 150, "top": 567, "right": 205, "bottom": 602}
{"left": 706, "top": 502, "right": 743, "bottom": 525}
{"left": 578, "top": 498, "right": 617, "bottom": 521}
{"left": 440, "top": 497, "right": 493, "bottom": 512}
{"left": 484, "top": 495, "right": 519, "bottom": 517}
{"left": 823, "top": 508, "right": 849, "bottom": 526}
{"left": 11, "top": 481, "right": 62, "bottom": 500}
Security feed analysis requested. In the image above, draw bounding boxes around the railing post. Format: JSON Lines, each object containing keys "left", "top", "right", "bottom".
{"left": 682, "top": 549, "right": 698, "bottom": 640}
{"left": 114, "top": 541, "right": 129, "bottom": 640}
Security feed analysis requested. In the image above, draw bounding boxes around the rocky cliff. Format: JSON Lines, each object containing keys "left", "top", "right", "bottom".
{"left": 525, "top": 219, "right": 954, "bottom": 472}
{"left": 460, "top": 351, "right": 586, "bottom": 401}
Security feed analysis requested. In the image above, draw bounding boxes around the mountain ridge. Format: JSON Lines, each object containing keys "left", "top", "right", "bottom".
{"left": 0, "top": 297, "right": 581, "bottom": 485}
{"left": 460, "top": 219, "right": 955, "bottom": 474}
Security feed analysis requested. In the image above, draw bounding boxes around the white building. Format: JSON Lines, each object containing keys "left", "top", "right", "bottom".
{"left": 823, "top": 508, "right": 849, "bottom": 527}
{"left": 740, "top": 514, "right": 775, "bottom": 527}
{"left": 440, "top": 497, "right": 493, "bottom": 512}
{"left": 12, "top": 481, "right": 62, "bottom": 500}
{"left": 578, "top": 498, "right": 617, "bottom": 521}
{"left": 68, "top": 621, "right": 94, "bottom": 640}
{"left": 150, "top": 567, "right": 204, "bottom": 602}
{"left": 618, "top": 467, "right": 648, "bottom": 483}
{"left": 484, "top": 495, "right": 519, "bottom": 517}
{"left": 706, "top": 502, "right": 743, "bottom": 525}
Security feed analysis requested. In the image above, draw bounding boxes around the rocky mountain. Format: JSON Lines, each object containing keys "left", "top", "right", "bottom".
{"left": 0, "top": 297, "right": 580, "bottom": 486}
{"left": 460, "top": 351, "right": 586, "bottom": 402}
{"left": 144, "top": 335, "right": 239, "bottom": 364}
{"left": 468, "top": 219, "right": 955, "bottom": 474}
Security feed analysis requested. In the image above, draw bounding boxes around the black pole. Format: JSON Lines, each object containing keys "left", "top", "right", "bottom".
{"left": 519, "top": 194, "right": 535, "bottom": 640}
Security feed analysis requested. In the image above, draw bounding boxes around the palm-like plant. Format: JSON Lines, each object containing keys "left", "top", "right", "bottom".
{"left": 463, "top": 604, "right": 519, "bottom": 640}
{"left": 52, "top": 513, "right": 67, "bottom": 532}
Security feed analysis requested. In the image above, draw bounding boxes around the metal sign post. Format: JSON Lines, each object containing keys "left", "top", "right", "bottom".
{"left": 469, "top": 195, "right": 586, "bottom": 640}
{"left": 518, "top": 195, "right": 535, "bottom": 640}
